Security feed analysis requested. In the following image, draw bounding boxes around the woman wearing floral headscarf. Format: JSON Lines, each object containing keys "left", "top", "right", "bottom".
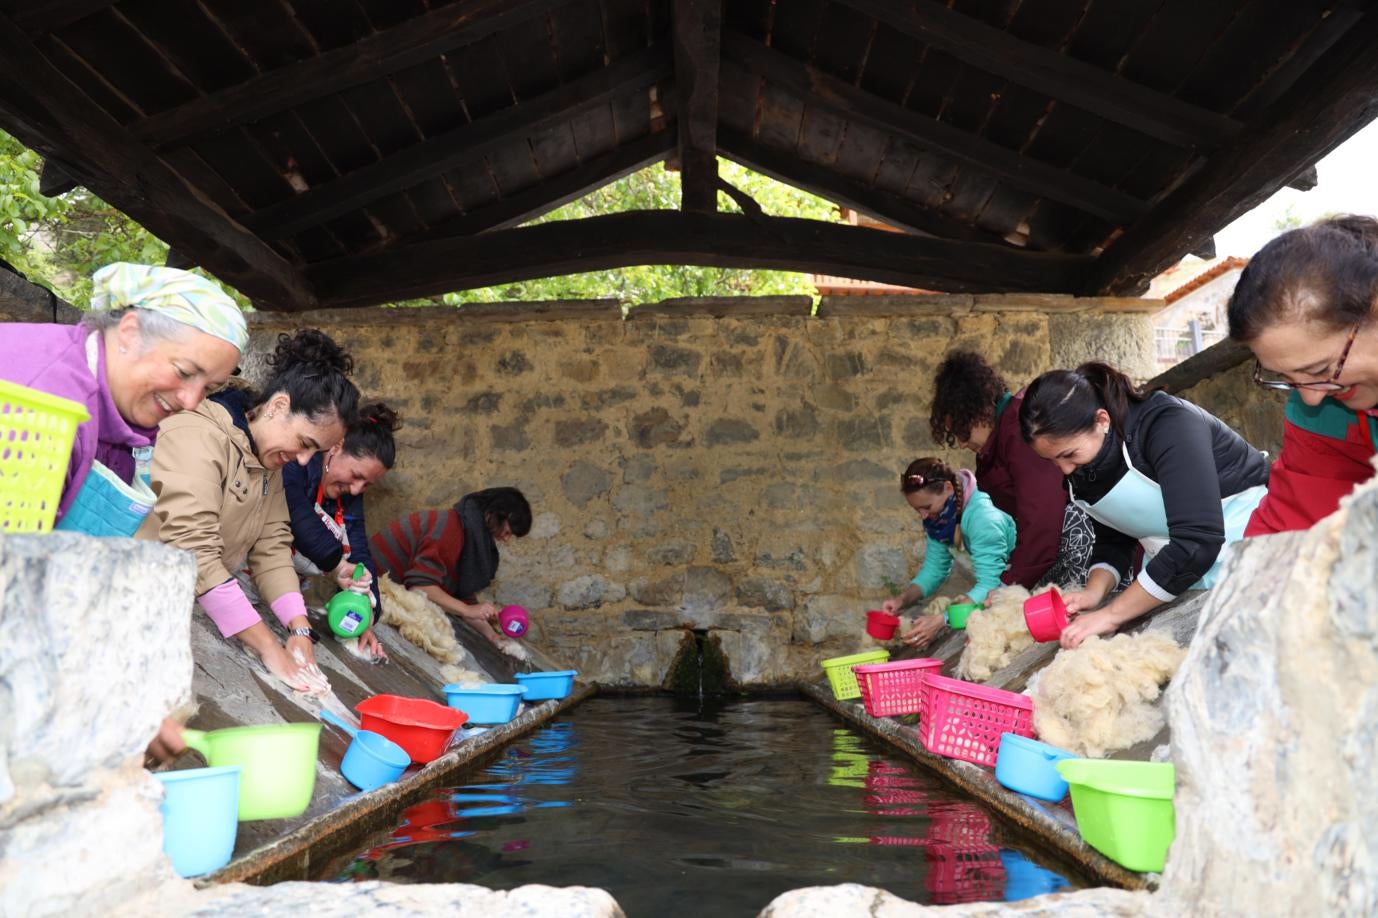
{"left": 0, "top": 262, "right": 246, "bottom": 536}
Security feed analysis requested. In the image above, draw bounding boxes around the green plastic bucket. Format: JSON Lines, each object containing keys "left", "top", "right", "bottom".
{"left": 946, "top": 602, "right": 979, "bottom": 629}
{"left": 1056, "top": 759, "right": 1176, "bottom": 872}
{"left": 183, "top": 723, "right": 321, "bottom": 821}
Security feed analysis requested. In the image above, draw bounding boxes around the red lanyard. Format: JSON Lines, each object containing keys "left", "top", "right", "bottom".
{"left": 316, "top": 478, "right": 345, "bottom": 529}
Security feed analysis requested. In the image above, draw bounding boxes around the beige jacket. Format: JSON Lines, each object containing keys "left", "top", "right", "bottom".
{"left": 136, "top": 395, "right": 298, "bottom": 603}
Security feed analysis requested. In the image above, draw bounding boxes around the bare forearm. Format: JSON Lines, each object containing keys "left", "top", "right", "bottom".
{"left": 1098, "top": 581, "right": 1163, "bottom": 628}
{"left": 418, "top": 584, "right": 467, "bottom": 616}
{"left": 896, "top": 583, "right": 924, "bottom": 610}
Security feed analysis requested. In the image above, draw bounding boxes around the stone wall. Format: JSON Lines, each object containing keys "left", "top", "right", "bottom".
{"left": 245, "top": 293, "right": 1156, "bottom": 688}
{"left": 1170, "top": 354, "right": 1286, "bottom": 458}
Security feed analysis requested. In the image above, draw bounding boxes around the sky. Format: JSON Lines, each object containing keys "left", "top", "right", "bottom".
{"left": 1214, "top": 119, "right": 1378, "bottom": 258}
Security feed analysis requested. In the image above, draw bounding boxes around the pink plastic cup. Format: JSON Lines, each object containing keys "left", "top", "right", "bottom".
{"left": 498, "top": 604, "right": 529, "bottom": 638}
{"left": 1023, "top": 587, "right": 1070, "bottom": 642}
{"left": 866, "top": 610, "right": 901, "bottom": 640}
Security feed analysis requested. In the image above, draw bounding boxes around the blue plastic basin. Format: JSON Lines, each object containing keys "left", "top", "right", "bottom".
{"left": 341, "top": 728, "right": 410, "bottom": 791}
{"left": 513, "top": 670, "right": 578, "bottom": 701}
{"left": 153, "top": 765, "right": 241, "bottom": 877}
{"left": 443, "top": 683, "right": 529, "bottom": 724}
{"left": 995, "top": 733, "right": 1075, "bottom": 802}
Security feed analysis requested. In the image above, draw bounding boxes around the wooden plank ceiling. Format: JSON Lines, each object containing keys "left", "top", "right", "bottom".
{"left": 0, "top": 0, "right": 1375, "bottom": 311}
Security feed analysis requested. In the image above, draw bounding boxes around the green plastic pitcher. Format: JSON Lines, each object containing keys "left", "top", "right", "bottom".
{"left": 182, "top": 723, "right": 321, "bottom": 821}
{"left": 326, "top": 563, "right": 373, "bottom": 638}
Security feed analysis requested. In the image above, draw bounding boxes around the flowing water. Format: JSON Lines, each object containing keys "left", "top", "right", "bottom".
{"left": 318, "top": 696, "right": 1080, "bottom": 915}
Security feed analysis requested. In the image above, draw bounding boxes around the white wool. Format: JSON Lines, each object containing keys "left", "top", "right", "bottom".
{"left": 1028, "top": 630, "right": 1186, "bottom": 758}
{"left": 443, "top": 667, "right": 488, "bottom": 688}
{"left": 495, "top": 635, "right": 532, "bottom": 662}
{"left": 956, "top": 585, "right": 1037, "bottom": 682}
{"left": 378, "top": 575, "right": 469, "bottom": 667}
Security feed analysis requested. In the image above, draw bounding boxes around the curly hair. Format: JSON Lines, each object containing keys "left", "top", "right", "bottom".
{"left": 928, "top": 351, "right": 1008, "bottom": 447}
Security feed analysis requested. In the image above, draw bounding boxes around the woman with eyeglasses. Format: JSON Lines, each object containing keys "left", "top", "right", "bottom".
{"left": 1228, "top": 215, "right": 1378, "bottom": 535}
{"left": 1019, "top": 363, "right": 1269, "bottom": 649}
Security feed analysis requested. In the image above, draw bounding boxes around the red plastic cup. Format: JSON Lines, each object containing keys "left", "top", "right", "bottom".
{"left": 866, "top": 610, "right": 901, "bottom": 640}
{"left": 1023, "top": 587, "right": 1071, "bottom": 642}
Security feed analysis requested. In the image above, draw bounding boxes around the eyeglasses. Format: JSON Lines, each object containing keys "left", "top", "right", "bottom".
{"left": 1253, "top": 323, "right": 1361, "bottom": 391}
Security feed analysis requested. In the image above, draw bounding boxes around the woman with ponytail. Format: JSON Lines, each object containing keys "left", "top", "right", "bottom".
{"left": 284, "top": 402, "right": 401, "bottom": 661}
{"left": 1228, "top": 215, "right": 1378, "bottom": 535}
{"left": 1020, "top": 362, "right": 1268, "bottom": 648}
{"left": 139, "top": 329, "right": 359, "bottom": 693}
{"left": 882, "top": 457, "right": 1017, "bottom": 649}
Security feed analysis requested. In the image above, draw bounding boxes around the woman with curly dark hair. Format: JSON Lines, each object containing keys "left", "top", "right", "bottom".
{"left": 929, "top": 351, "right": 1091, "bottom": 589}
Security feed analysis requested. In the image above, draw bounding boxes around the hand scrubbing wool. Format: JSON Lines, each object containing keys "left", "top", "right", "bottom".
{"left": 956, "top": 585, "right": 1037, "bottom": 682}
{"left": 1028, "top": 630, "right": 1186, "bottom": 758}
{"left": 377, "top": 574, "right": 482, "bottom": 684}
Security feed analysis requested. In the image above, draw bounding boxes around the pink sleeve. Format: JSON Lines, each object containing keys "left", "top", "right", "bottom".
{"left": 197, "top": 580, "right": 261, "bottom": 638}
{"left": 269, "top": 592, "right": 308, "bottom": 629}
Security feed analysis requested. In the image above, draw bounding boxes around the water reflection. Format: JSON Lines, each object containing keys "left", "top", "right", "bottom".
{"left": 323, "top": 698, "right": 1079, "bottom": 911}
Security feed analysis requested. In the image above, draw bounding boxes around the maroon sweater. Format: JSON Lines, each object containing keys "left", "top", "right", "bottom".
{"left": 975, "top": 391, "right": 1067, "bottom": 588}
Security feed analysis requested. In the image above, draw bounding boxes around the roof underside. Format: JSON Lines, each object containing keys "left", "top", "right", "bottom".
{"left": 1, "top": 0, "right": 1376, "bottom": 311}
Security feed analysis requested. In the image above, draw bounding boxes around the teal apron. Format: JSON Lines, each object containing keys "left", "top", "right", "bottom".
{"left": 1069, "top": 444, "right": 1266, "bottom": 590}
{"left": 53, "top": 334, "right": 156, "bottom": 538}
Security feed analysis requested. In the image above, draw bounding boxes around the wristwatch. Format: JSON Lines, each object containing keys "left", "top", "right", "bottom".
{"left": 289, "top": 626, "right": 321, "bottom": 645}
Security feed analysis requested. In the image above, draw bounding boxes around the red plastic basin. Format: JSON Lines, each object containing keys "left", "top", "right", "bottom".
{"left": 866, "top": 610, "right": 901, "bottom": 640}
{"left": 356, "top": 694, "right": 468, "bottom": 764}
{"left": 1023, "top": 587, "right": 1070, "bottom": 642}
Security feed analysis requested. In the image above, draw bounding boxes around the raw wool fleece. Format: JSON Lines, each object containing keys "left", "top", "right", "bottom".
{"left": 956, "top": 585, "right": 1038, "bottom": 682}
{"left": 377, "top": 575, "right": 485, "bottom": 684}
{"left": 1028, "top": 630, "right": 1186, "bottom": 758}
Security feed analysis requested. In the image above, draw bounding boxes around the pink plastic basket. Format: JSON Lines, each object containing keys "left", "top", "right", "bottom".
{"left": 854, "top": 658, "right": 943, "bottom": 718}
{"left": 918, "top": 674, "right": 1035, "bottom": 767}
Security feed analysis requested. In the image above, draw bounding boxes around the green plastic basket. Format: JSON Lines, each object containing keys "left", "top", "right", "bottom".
{"left": 1057, "top": 759, "right": 1176, "bottom": 872}
{"left": 820, "top": 649, "right": 890, "bottom": 700}
{"left": 0, "top": 379, "right": 89, "bottom": 533}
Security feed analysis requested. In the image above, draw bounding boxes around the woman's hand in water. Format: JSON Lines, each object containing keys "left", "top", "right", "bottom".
{"left": 900, "top": 615, "right": 946, "bottom": 648}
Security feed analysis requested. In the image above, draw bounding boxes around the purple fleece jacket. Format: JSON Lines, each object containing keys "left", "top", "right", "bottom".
{"left": 0, "top": 323, "right": 157, "bottom": 521}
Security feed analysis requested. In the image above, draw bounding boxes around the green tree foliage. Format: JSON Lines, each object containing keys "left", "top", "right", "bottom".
{"left": 0, "top": 130, "right": 170, "bottom": 306}
{"left": 433, "top": 158, "right": 843, "bottom": 307}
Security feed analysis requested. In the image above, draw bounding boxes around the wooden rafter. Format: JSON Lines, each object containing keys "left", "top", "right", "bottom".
{"left": 839, "top": 0, "right": 1240, "bottom": 149}
{"left": 13, "top": 1, "right": 117, "bottom": 36}
{"left": 131, "top": 0, "right": 571, "bottom": 149}
{"left": 375, "top": 130, "right": 675, "bottom": 250}
{"left": 720, "top": 34, "right": 1147, "bottom": 225}
{"left": 0, "top": 11, "right": 314, "bottom": 310}
{"left": 247, "top": 45, "right": 672, "bottom": 241}
{"left": 306, "top": 210, "right": 1091, "bottom": 309}
{"left": 672, "top": 0, "right": 722, "bottom": 213}
{"left": 38, "top": 158, "right": 76, "bottom": 197}
{"left": 1086, "top": 8, "right": 1378, "bottom": 295}
{"left": 717, "top": 127, "right": 1016, "bottom": 247}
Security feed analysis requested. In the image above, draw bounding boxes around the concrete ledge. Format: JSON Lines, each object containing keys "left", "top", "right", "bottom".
{"left": 203, "top": 682, "right": 597, "bottom": 887}
{"left": 800, "top": 681, "right": 1153, "bottom": 893}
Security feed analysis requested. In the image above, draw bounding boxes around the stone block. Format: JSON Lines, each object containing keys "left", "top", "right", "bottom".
{"left": 495, "top": 350, "right": 531, "bottom": 375}
{"left": 835, "top": 416, "right": 891, "bottom": 451}
{"left": 735, "top": 577, "right": 794, "bottom": 611}
{"left": 631, "top": 407, "right": 685, "bottom": 448}
{"left": 854, "top": 543, "right": 909, "bottom": 591}
{"left": 493, "top": 580, "right": 553, "bottom": 611}
{"left": 773, "top": 337, "right": 818, "bottom": 379}
{"left": 622, "top": 609, "right": 683, "bottom": 631}
{"left": 682, "top": 566, "right": 733, "bottom": 614}
{"left": 465, "top": 391, "right": 502, "bottom": 413}
{"left": 611, "top": 484, "right": 668, "bottom": 516}
{"left": 580, "top": 386, "right": 638, "bottom": 409}
{"left": 620, "top": 454, "right": 656, "bottom": 484}
{"left": 829, "top": 458, "right": 894, "bottom": 484}
{"left": 825, "top": 352, "right": 867, "bottom": 380}
{"left": 646, "top": 541, "right": 696, "bottom": 565}
{"left": 773, "top": 406, "right": 820, "bottom": 439}
{"left": 711, "top": 529, "right": 736, "bottom": 563}
{"left": 556, "top": 574, "right": 626, "bottom": 610}
{"left": 705, "top": 418, "right": 759, "bottom": 445}
{"left": 561, "top": 461, "right": 612, "bottom": 507}
{"left": 629, "top": 575, "right": 681, "bottom": 606}
{"left": 813, "top": 383, "right": 856, "bottom": 412}
{"left": 490, "top": 420, "right": 529, "bottom": 452}
{"left": 763, "top": 483, "right": 797, "bottom": 510}
{"left": 647, "top": 344, "right": 702, "bottom": 376}
{"left": 792, "top": 594, "right": 860, "bottom": 643}
{"left": 553, "top": 417, "right": 608, "bottom": 448}
{"left": 1, "top": 533, "right": 196, "bottom": 791}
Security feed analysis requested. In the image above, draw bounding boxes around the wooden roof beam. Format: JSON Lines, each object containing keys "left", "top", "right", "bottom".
{"left": 839, "top": 0, "right": 1240, "bottom": 149}
{"left": 1085, "top": 9, "right": 1378, "bottom": 295}
{"left": 307, "top": 210, "right": 1092, "bottom": 309}
{"left": 131, "top": 0, "right": 572, "bottom": 149}
{"left": 672, "top": 0, "right": 722, "bottom": 213}
{"left": 0, "top": 12, "right": 314, "bottom": 311}
{"left": 38, "top": 159, "right": 76, "bottom": 197}
{"left": 13, "top": 2, "right": 118, "bottom": 36}
{"left": 248, "top": 45, "right": 672, "bottom": 241}
{"left": 720, "top": 36, "right": 1147, "bottom": 225}
{"left": 376, "top": 130, "right": 675, "bottom": 250}
{"left": 716, "top": 127, "right": 1015, "bottom": 247}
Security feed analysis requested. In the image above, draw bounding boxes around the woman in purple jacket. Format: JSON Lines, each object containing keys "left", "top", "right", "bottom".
{"left": 0, "top": 263, "right": 245, "bottom": 536}
{"left": 928, "top": 351, "right": 1093, "bottom": 589}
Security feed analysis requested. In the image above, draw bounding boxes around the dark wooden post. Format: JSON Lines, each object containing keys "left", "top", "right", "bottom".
{"left": 673, "top": 0, "right": 722, "bottom": 214}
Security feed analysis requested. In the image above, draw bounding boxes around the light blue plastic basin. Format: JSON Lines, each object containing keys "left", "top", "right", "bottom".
{"left": 513, "top": 670, "right": 578, "bottom": 701}
{"left": 443, "top": 683, "right": 529, "bottom": 724}
{"left": 995, "top": 732, "right": 1075, "bottom": 802}
{"left": 154, "top": 765, "right": 241, "bottom": 877}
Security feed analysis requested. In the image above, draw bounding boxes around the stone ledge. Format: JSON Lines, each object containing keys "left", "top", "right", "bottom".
{"left": 203, "top": 682, "right": 596, "bottom": 887}
{"left": 815, "top": 294, "right": 975, "bottom": 317}
{"left": 0, "top": 267, "right": 82, "bottom": 324}
{"left": 248, "top": 300, "right": 625, "bottom": 328}
{"left": 628, "top": 296, "right": 814, "bottom": 319}
{"left": 800, "top": 681, "right": 1154, "bottom": 893}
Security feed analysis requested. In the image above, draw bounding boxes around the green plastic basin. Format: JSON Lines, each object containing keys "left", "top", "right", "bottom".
{"left": 1056, "top": 758, "right": 1176, "bottom": 872}
{"left": 183, "top": 723, "right": 321, "bottom": 821}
